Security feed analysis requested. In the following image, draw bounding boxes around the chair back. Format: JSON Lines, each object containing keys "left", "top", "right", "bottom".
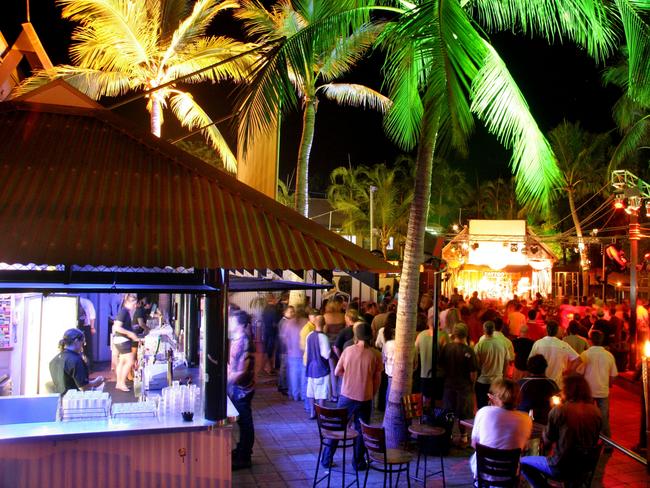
{"left": 475, "top": 443, "right": 521, "bottom": 488}
{"left": 315, "top": 404, "right": 349, "bottom": 435}
{"left": 402, "top": 393, "right": 423, "bottom": 422}
{"left": 360, "top": 420, "right": 387, "bottom": 460}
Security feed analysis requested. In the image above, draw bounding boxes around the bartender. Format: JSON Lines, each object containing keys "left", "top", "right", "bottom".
{"left": 49, "top": 328, "right": 104, "bottom": 394}
{"left": 113, "top": 293, "right": 141, "bottom": 392}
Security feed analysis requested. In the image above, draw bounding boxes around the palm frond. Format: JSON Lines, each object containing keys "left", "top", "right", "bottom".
{"left": 159, "top": 0, "right": 189, "bottom": 40}
{"left": 169, "top": 90, "right": 237, "bottom": 172}
{"left": 468, "top": 0, "right": 617, "bottom": 63}
{"left": 615, "top": 0, "right": 650, "bottom": 105}
{"left": 471, "top": 41, "right": 561, "bottom": 208}
{"left": 160, "top": 0, "right": 239, "bottom": 70}
{"left": 58, "top": 0, "right": 155, "bottom": 67}
{"left": 318, "top": 83, "right": 392, "bottom": 112}
{"left": 235, "top": 0, "right": 284, "bottom": 40}
{"left": 166, "top": 37, "right": 259, "bottom": 83}
{"left": 319, "top": 22, "right": 383, "bottom": 81}
{"left": 609, "top": 114, "right": 650, "bottom": 169}
{"left": 13, "top": 65, "right": 137, "bottom": 99}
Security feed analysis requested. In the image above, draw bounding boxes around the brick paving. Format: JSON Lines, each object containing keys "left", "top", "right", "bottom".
{"left": 232, "top": 373, "right": 649, "bottom": 487}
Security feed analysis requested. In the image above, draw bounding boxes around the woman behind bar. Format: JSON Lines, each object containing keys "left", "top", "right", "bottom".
{"left": 112, "top": 293, "right": 141, "bottom": 392}
{"left": 49, "top": 328, "right": 104, "bottom": 394}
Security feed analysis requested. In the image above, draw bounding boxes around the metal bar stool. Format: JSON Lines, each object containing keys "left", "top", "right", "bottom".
{"left": 402, "top": 393, "right": 446, "bottom": 486}
{"left": 313, "top": 404, "right": 360, "bottom": 488}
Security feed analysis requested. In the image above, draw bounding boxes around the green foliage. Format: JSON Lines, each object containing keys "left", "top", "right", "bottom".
{"left": 16, "top": 0, "right": 257, "bottom": 172}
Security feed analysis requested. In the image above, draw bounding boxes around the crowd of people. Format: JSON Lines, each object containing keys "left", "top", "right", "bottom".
{"left": 228, "top": 286, "right": 639, "bottom": 484}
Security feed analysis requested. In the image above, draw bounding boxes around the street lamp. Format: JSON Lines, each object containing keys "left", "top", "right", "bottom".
{"left": 369, "top": 185, "right": 377, "bottom": 250}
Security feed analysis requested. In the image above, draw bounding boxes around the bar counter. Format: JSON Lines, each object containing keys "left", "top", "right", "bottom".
{"left": 0, "top": 403, "right": 237, "bottom": 488}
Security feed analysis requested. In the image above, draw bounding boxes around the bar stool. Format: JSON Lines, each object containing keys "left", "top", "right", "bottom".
{"left": 313, "top": 404, "right": 360, "bottom": 488}
{"left": 360, "top": 420, "right": 413, "bottom": 488}
{"left": 402, "top": 393, "right": 446, "bottom": 487}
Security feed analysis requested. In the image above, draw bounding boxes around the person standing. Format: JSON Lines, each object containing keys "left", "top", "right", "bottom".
{"left": 321, "top": 322, "right": 382, "bottom": 472}
{"left": 228, "top": 311, "right": 256, "bottom": 471}
{"left": 512, "top": 325, "right": 534, "bottom": 381}
{"left": 77, "top": 296, "right": 96, "bottom": 372}
{"left": 112, "top": 294, "right": 141, "bottom": 392}
{"left": 508, "top": 302, "right": 527, "bottom": 337}
{"left": 416, "top": 308, "right": 449, "bottom": 405}
{"left": 305, "top": 315, "right": 331, "bottom": 419}
{"left": 520, "top": 375, "right": 602, "bottom": 487}
{"left": 280, "top": 306, "right": 308, "bottom": 401}
{"left": 474, "top": 321, "right": 509, "bottom": 409}
{"left": 529, "top": 320, "right": 581, "bottom": 389}
{"left": 563, "top": 321, "right": 589, "bottom": 355}
{"left": 261, "top": 295, "right": 280, "bottom": 375}
{"left": 517, "top": 354, "right": 559, "bottom": 424}
{"left": 579, "top": 330, "right": 618, "bottom": 438}
{"left": 439, "top": 323, "right": 478, "bottom": 446}
{"left": 49, "top": 328, "right": 104, "bottom": 394}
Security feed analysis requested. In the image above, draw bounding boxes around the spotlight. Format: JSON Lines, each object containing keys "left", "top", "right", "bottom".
{"left": 530, "top": 244, "right": 539, "bottom": 254}
{"left": 471, "top": 242, "right": 479, "bottom": 250}
{"left": 510, "top": 243, "right": 518, "bottom": 252}
{"left": 452, "top": 224, "right": 459, "bottom": 232}
{"left": 613, "top": 195, "right": 625, "bottom": 209}
{"left": 646, "top": 201, "right": 650, "bottom": 217}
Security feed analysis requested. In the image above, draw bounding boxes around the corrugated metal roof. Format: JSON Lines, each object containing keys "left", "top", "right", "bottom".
{"left": 0, "top": 101, "right": 396, "bottom": 273}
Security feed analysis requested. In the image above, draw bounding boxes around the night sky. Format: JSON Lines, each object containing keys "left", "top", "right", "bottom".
{"left": 0, "top": 1, "right": 622, "bottom": 195}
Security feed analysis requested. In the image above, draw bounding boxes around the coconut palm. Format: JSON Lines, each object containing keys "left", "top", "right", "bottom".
{"left": 15, "top": 0, "right": 257, "bottom": 172}
{"left": 234, "top": 0, "right": 392, "bottom": 217}
{"left": 602, "top": 49, "right": 650, "bottom": 172}
{"left": 481, "top": 177, "right": 520, "bottom": 220}
{"left": 429, "top": 158, "right": 470, "bottom": 225}
{"left": 548, "top": 120, "right": 610, "bottom": 294}
{"left": 327, "top": 164, "right": 369, "bottom": 241}
{"left": 379, "top": 0, "right": 621, "bottom": 446}
{"left": 327, "top": 161, "right": 413, "bottom": 256}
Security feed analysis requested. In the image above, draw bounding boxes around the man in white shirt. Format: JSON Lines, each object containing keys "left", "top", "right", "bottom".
{"left": 579, "top": 330, "right": 617, "bottom": 437}
{"left": 529, "top": 321, "right": 581, "bottom": 389}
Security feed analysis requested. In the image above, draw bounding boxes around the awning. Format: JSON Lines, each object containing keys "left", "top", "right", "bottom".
{"left": 0, "top": 100, "right": 397, "bottom": 273}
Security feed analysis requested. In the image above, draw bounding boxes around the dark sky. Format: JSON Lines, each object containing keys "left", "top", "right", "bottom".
{"left": 1, "top": 1, "right": 621, "bottom": 195}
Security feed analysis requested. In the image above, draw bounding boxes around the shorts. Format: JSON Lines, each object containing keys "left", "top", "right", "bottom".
{"left": 307, "top": 375, "right": 330, "bottom": 401}
{"left": 114, "top": 339, "right": 133, "bottom": 354}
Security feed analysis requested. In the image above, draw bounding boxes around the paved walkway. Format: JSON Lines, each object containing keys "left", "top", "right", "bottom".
{"left": 232, "top": 374, "right": 649, "bottom": 488}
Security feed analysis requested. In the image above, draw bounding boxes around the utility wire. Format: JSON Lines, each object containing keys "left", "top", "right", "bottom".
{"left": 546, "top": 182, "right": 610, "bottom": 229}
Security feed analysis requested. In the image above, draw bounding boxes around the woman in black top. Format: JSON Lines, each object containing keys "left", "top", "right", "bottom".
{"left": 113, "top": 293, "right": 140, "bottom": 392}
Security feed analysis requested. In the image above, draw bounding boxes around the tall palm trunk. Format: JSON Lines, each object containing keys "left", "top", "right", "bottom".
{"left": 150, "top": 97, "right": 162, "bottom": 138}
{"left": 383, "top": 106, "right": 438, "bottom": 447}
{"left": 568, "top": 189, "right": 589, "bottom": 296}
{"left": 295, "top": 98, "right": 318, "bottom": 217}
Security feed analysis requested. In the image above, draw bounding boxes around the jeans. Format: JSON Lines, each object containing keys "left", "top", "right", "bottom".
{"left": 321, "top": 395, "right": 371, "bottom": 470}
{"left": 287, "top": 356, "right": 303, "bottom": 401}
{"left": 594, "top": 397, "right": 611, "bottom": 437}
{"left": 520, "top": 456, "right": 559, "bottom": 488}
{"left": 229, "top": 387, "right": 255, "bottom": 461}
{"left": 302, "top": 365, "right": 309, "bottom": 411}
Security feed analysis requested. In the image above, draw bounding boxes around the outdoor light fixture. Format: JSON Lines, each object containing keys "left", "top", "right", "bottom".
{"left": 452, "top": 224, "right": 459, "bottom": 232}
{"left": 471, "top": 242, "right": 479, "bottom": 250}
{"left": 510, "top": 243, "right": 518, "bottom": 252}
{"left": 614, "top": 195, "right": 625, "bottom": 209}
{"left": 645, "top": 201, "right": 650, "bottom": 217}
{"left": 529, "top": 244, "right": 539, "bottom": 254}
{"left": 629, "top": 195, "right": 642, "bottom": 211}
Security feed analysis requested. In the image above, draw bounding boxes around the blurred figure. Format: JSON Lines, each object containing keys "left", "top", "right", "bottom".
{"left": 280, "top": 306, "right": 308, "bottom": 401}
{"left": 474, "top": 321, "right": 509, "bottom": 409}
{"left": 563, "top": 321, "right": 589, "bottom": 354}
{"left": 228, "top": 311, "right": 256, "bottom": 471}
{"left": 512, "top": 325, "right": 534, "bottom": 381}
{"left": 529, "top": 321, "right": 581, "bottom": 389}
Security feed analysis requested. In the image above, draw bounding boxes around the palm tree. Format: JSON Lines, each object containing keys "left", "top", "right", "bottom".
{"left": 481, "top": 177, "right": 520, "bottom": 219}
{"left": 429, "top": 158, "right": 470, "bottom": 226}
{"left": 379, "top": 0, "right": 621, "bottom": 447}
{"left": 548, "top": 120, "right": 610, "bottom": 295}
{"left": 327, "top": 164, "right": 369, "bottom": 241}
{"left": 602, "top": 50, "right": 650, "bottom": 172}
{"left": 15, "top": 0, "right": 257, "bottom": 172}
{"left": 327, "top": 161, "right": 413, "bottom": 256}
{"left": 277, "top": 179, "right": 294, "bottom": 208}
{"left": 234, "top": 0, "right": 392, "bottom": 217}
